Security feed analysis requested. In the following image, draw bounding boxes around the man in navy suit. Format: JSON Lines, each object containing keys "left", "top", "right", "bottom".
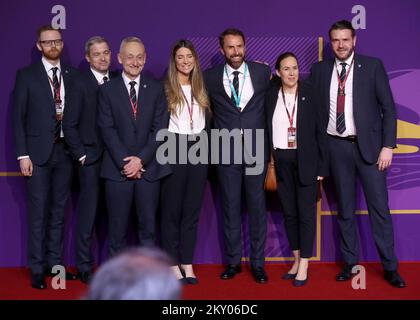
{"left": 309, "top": 20, "right": 405, "bottom": 288}
{"left": 204, "top": 29, "right": 271, "bottom": 283}
{"left": 63, "top": 36, "right": 118, "bottom": 284}
{"left": 13, "top": 25, "right": 78, "bottom": 289}
{"left": 97, "top": 37, "right": 170, "bottom": 258}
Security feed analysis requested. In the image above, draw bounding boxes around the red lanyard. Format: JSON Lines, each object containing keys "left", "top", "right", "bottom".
{"left": 336, "top": 58, "right": 354, "bottom": 95}
{"left": 180, "top": 86, "right": 194, "bottom": 129}
{"left": 281, "top": 85, "right": 298, "bottom": 128}
{"left": 47, "top": 74, "right": 62, "bottom": 103}
{"left": 130, "top": 98, "right": 138, "bottom": 120}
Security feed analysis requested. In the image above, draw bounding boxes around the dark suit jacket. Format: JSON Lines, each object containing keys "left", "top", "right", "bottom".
{"left": 265, "top": 81, "right": 329, "bottom": 185}
{"left": 63, "top": 69, "right": 118, "bottom": 165}
{"left": 308, "top": 54, "right": 397, "bottom": 164}
{"left": 204, "top": 61, "right": 271, "bottom": 164}
{"left": 97, "top": 74, "right": 171, "bottom": 182}
{"left": 13, "top": 60, "right": 78, "bottom": 165}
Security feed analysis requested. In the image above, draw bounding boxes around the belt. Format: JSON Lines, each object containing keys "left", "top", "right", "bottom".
{"left": 328, "top": 134, "right": 357, "bottom": 142}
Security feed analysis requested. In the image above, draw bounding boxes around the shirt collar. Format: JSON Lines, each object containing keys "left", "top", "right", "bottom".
{"left": 90, "top": 67, "right": 109, "bottom": 84}
{"left": 335, "top": 51, "right": 354, "bottom": 67}
{"left": 122, "top": 72, "right": 140, "bottom": 88}
{"left": 42, "top": 56, "right": 61, "bottom": 74}
{"left": 225, "top": 61, "right": 246, "bottom": 76}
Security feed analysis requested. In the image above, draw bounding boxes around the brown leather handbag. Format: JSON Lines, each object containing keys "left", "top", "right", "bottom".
{"left": 264, "top": 153, "right": 277, "bottom": 192}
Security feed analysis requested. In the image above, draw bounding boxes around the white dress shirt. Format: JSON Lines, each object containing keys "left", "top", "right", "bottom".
{"left": 122, "top": 72, "right": 140, "bottom": 98}
{"left": 168, "top": 85, "right": 206, "bottom": 134}
{"left": 327, "top": 52, "right": 356, "bottom": 137}
{"left": 43, "top": 57, "right": 66, "bottom": 138}
{"left": 90, "top": 67, "right": 110, "bottom": 85}
{"left": 223, "top": 62, "right": 254, "bottom": 111}
{"left": 272, "top": 91, "right": 298, "bottom": 149}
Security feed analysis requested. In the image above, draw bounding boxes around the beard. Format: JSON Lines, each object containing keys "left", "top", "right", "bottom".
{"left": 336, "top": 47, "right": 354, "bottom": 61}
{"left": 43, "top": 48, "right": 61, "bottom": 61}
{"left": 226, "top": 54, "right": 244, "bottom": 69}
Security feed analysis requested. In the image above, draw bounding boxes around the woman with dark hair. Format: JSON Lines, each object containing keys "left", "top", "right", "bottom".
{"left": 265, "top": 52, "right": 328, "bottom": 286}
{"left": 160, "top": 39, "right": 210, "bottom": 285}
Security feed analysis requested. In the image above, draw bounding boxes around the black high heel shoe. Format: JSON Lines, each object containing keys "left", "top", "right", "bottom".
{"left": 293, "top": 270, "right": 309, "bottom": 287}
{"left": 282, "top": 272, "right": 297, "bottom": 280}
{"left": 179, "top": 265, "right": 199, "bottom": 285}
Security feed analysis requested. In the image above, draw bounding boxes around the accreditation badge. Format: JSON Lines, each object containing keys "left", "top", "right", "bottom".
{"left": 287, "top": 127, "right": 296, "bottom": 148}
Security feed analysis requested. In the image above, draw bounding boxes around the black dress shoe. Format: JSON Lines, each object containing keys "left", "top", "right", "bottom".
{"left": 336, "top": 264, "right": 356, "bottom": 281}
{"left": 220, "top": 264, "right": 242, "bottom": 280}
{"left": 251, "top": 267, "right": 268, "bottom": 284}
{"left": 31, "top": 273, "right": 46, "bottom": 290}
{"left": 185, "top": 277, "right": 199, "bottom": 285}
{"left": 46, "top": 268, "right": 78, "bottom": 280}
{"left": 78, "top": 270, "right": 94, "bottom": 284}
{"left": 384, "top": 270, "right": 406, "bottom": 288}
{"left": 293, "top": 276, "right": 308, "bottom": 287}
{"left": 282, "top": 272, "right": 297, "bottom": 280}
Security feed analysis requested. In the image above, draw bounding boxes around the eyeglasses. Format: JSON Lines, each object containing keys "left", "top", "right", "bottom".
{"left": 39, "top": 39, "right": 63, "bottom": 47}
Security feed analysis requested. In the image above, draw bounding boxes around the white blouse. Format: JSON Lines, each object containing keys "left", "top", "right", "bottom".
{"left": 272, "top": 92, "right": 298, "bottom": 149}
{"left": 168, "top": 85, "right": 206, "bottom": 134}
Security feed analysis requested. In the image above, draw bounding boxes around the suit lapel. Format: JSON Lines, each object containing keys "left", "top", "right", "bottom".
{"left": 136, "top": 75, "right": 147, "bottom": 125}
{"left": 87, "top": 69, "right": 99, "bottom": 87}
{"left": 116, "top": 76, "right": 137, "bottom": 127}
{"left": 216, "top": 64, "right": 233, "bottom": 104}
{"left": 242, "top": 61, "right": 257, "bottom": 111}
{"left": 352, "top": 54, "right": 362, "bottom": 115}
{"left": 267, "top": 87, "right": 279, "bottom": 146}
{"left": 61, "top": 64, "right": 72, "bottom": 92}
{"left": 324, "top": 59, "right": 334, "bottom": 112}
{"left": 37, "top": 61, "right": 55, "bottom": 111}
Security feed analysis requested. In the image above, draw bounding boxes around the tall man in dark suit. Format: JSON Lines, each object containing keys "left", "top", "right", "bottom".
{"left": 98, "top": 37, "right": 170, "bottom": 258}
{"left": 309, "top": 20, "right": 405, "bottom": 288}
{"left": 13, "top": 25, "right": 78, "bottom": 289}
{"left": 63, "top": 36, "right": 118, "bottom": 284}
{"left": 204, "top": 29, "right": 271, "bottom": 283}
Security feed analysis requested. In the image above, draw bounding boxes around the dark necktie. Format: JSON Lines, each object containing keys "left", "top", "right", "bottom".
{"left": 103, "top": 76, "right": 109, "bottom": 83}
{"left": 129, "top": 81, "right": 137, "bottom": 119}
{"left": 231, "top": 71, "right": 240, "bottom": 107}
{"left": 336, "top": 62, "right": 347, "bottom": 134}
{"left": 52, "top": 67, "right": 61, "bottom": 141}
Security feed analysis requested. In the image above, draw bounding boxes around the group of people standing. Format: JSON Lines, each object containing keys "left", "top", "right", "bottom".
{"left": 13, "top": 19, "right": 406, "bottom": 291}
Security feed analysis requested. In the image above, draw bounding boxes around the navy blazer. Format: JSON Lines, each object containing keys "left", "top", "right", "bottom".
{"left": 13, "top": 60, "right": 78, "bottom": 165}
{"left": 63, "top": 69, "right": 118, "bottom": 165}
{"left": 204, "top": 61, "right": 271, "bottom": 164}
{"left": 97, "top": 74, "right": 171, "bottom": 182}
{"left": 265, "top": 81, "right": 329, "bottom": 185}
{"left": 308, "top": 54, "right": 397, "bottom": 164}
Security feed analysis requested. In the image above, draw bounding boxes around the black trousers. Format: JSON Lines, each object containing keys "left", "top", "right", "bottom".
{"left": 274, "top": 149, "right": 317, "bottom": 259}
{"left": 75, "top": 159, "right": 102, "bottom": 273}
{"left": 105, "top": 177, "right": 160, "bottom": 257}
{"left": 26, "top": 142, "right": 73, "bottom": 274}
{"left": 160, "top": 134, "right": 208, "bottom": 264}
{"left": 327, "top": 135, "right": 398, "bottom": 270}
{"left": 217, "top": 162, "right": 267, "bottom": 268}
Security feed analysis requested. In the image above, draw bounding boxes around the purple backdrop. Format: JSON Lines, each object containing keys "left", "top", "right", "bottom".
{"left": 1, "top": 0, "right": 420, "bottom": 267}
